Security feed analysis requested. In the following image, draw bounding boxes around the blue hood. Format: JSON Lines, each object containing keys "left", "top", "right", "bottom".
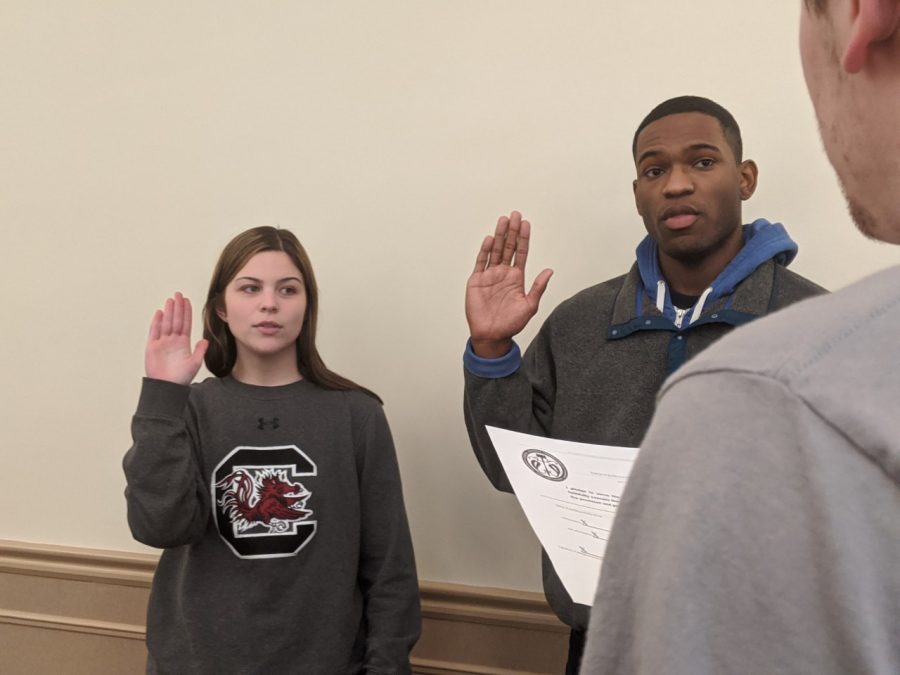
{"left": 635, "top": 218, "right": 798, "bottom": 323}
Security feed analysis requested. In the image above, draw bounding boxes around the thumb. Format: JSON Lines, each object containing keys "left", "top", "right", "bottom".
{"left": 192, "top": 339, "right": 210, "bottom": 369}
{"left": 526, "top": 268, "right": 554, "bottom": 305}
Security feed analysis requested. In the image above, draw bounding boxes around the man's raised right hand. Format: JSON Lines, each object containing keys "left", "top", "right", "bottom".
{"left": 465, "top": 211, "right": 553, "bottom": 359}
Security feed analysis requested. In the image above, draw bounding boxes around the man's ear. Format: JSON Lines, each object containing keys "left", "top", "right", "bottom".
{"left": 739, "top": 160, "right": 759, "bottom": 200}
{"left": 633, "top": 179, "right": 642, "bottom": 216}
{"left": 843, "top": 0, "right": 900, "bottom": 73}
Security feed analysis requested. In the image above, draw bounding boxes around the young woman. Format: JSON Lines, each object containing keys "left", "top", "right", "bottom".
{"left": 124, "top": 226, "right": 420, "bottom": 674}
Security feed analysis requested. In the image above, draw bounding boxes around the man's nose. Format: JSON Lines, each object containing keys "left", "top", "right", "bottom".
{"left": 663, "top": 165, "right": 694, "bottom": 197}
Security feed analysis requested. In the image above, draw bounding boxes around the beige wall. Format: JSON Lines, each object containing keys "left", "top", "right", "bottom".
{"left": 1, "top": 1, "right": 897, "bottom": 595}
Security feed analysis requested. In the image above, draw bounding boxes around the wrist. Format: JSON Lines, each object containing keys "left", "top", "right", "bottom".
{"left": 469, "top": 337, "right": 513, "bottom": 359}
{"left": 144, "top": 367, "right": 194, "bottom": 387}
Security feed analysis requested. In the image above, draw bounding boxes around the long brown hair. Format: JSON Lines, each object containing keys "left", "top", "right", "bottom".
{"left": 202, "top": 226, "right": 380, "bottom": 401}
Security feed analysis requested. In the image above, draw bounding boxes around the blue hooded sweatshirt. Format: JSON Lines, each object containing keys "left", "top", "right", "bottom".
{"left": 636, "top": 218, "right": 798, "bottom": 326}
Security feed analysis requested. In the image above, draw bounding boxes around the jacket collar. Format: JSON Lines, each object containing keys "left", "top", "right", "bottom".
{"left": 609, "top": 259, "right": 780, "bottom": 335}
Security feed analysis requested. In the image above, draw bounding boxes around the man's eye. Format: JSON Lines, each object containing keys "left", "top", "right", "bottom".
{"left": 695, "top": 158, "right": 715, "bottom": 169}
{"left": 644, "top": 167, "right": 664, "bottom": 178}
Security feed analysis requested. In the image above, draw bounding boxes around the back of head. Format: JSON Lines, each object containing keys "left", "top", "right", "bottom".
{"left": 633, "top": 95, "right": 743, "bottom": 163}
{"left": 800, "top": 0, "right": 900, "bottom": 243}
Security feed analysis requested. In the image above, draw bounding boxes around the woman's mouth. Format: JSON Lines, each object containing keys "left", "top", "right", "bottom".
{"left": 254, "top": 321, "right": 282, "bottom": 335}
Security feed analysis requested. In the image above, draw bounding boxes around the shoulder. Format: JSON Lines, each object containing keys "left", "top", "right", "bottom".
{"left": 339, "top": 388, "right": 386, "bottom": 424}
{"left": 341, "top": 387, "right": 383, "bottom": 410}
{"left": 665, "top": 265, "right": 900, "bottom": 453}
{"left": 672, "top": 266, "right": 897, "bottom": 379}
{"left": 773, "top": 265, "right": 829, "bottom": 304}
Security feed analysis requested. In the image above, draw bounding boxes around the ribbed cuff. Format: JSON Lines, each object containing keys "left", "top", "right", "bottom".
{"left": 136, "top": 377, "right": 192, "bottom": 418}
{"left": 463, "top": 339, "right": 521, "bottom": 378}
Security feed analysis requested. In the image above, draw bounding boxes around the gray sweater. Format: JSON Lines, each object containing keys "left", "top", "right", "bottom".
{"left": 124, "top": 376, "right": 420, "bottom": 674}
{"left": 583, "top": 264, "right": 900, "bottom": 674}
{"left": 464, "top": 259, "right": 825, "bottom": 631}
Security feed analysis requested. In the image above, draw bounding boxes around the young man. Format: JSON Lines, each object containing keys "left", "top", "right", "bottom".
{"left": 582, "top": 3, "right": 900, "bottom": 673}
{"left": 463, "top": 96, "right": 825, "bottom": 673}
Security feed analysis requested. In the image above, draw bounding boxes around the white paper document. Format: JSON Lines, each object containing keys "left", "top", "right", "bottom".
{"left": 486, "top": 426, "right": 639, "bottom": 606}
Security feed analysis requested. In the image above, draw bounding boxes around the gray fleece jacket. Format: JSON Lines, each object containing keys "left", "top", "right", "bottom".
{"left": 464, "top": 240, "right": 825, "bottom": 631}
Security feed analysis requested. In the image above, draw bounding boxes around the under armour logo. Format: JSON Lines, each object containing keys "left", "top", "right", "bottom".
{"left": 257, "top": 417, "right": 280, "bottom": 430}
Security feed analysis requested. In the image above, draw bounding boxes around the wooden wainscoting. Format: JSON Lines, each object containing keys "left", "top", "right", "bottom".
{"left": 0, "top": 540, "right": 567, "bottom": 674}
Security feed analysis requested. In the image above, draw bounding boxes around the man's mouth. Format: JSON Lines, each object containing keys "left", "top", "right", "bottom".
{"left": 661, "top": 206, "right": 700, "bottom": 230}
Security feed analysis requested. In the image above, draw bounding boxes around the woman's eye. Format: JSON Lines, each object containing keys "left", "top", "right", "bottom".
{"left": 239, "top": 285, "right": 259, "bottom": 293}
{"left": 280, "top": 285, "right": 302, "bottom": 296}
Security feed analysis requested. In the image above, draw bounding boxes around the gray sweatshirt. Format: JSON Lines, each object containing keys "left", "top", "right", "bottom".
{"left": 583, "top": 264, "right": 900, "bottom": 674}
{"left": 124, "top": 376, "right": 420, "bottom": 674}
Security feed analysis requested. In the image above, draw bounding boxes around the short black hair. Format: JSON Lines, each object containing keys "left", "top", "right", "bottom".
{"left": 632, "top": 95, "right": 743, "bottom": 163}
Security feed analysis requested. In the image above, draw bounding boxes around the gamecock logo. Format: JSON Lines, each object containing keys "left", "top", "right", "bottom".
{"left": 212, "top": 445, "right": 317, "bottom": 559}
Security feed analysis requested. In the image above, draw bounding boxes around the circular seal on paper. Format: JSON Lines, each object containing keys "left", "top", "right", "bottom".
{"left": 522, "top": 449, "right": 568, "bottom": 482}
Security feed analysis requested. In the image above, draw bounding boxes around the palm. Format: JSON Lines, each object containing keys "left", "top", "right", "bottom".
{"left": 145, "top": 292, "right": 208, "bottom": 386}
{"left": 465, "top": 212, "right": 553, "bottom": 354}
{"left": 466, "top": 265, "right": 536, "bottom": 340}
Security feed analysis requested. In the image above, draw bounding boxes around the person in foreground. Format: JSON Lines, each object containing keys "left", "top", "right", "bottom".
{"left": 582, "top": 2, "right": 900, "bottom": 673}
{"left": 123, "top": 227, "right": 420, "bottom": 674}
{"left": 463, "top": 96, "right": 824, "bottom": 672}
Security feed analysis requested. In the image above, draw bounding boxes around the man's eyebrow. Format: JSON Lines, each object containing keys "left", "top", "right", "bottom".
{"left": 637, "top": 142, "right": 723, "bottom": 166}
{"left": 686, "top": 142, "right": 723, "bottom": 154}
{"left": 636, "top": 149, "right": 663, "bottom": 166}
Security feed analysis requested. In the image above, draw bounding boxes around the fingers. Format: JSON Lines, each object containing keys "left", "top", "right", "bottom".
{"left": 513, "top": 219, "right": 531, "bottom": 270}
{"left": 500, "top": 211, "right": 522, "bottom": 265}
{"left": 148, "top": 309, "right": 163, "bottom": 341}
{"left": 171, "top": 292, "right": 186, "bottom": 335}
{"left": 473, "top": 235, "right": 493, "bottom": 273}
{"left": 489, "top": 215, "right": 509, "bottom": 267}
{"left": 160, "top": 297, "right": 174, "bottom": 336}
{"left": 484, "top": 211, "right": 532, "bottom": 269}
{"left": 182, "top": 295, "right": 193, "bottom": 337}
{"left": 154, "top": 292, "right": 193, "bottom": 338}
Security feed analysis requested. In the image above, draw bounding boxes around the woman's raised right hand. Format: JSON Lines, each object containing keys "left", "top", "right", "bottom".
{"left": 145, "top": 292, "right": 209, "bottom": 385}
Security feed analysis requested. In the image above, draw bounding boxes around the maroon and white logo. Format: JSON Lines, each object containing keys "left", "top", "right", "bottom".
{"left": 212, "top": 445, "right": 317, "bottom": 559}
